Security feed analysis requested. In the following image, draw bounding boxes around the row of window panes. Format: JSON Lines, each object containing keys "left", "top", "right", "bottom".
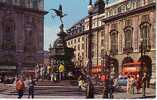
{"left": 67, "top": 37, "right": 85, "bottom": 45}
{"left": 69, "top": 27, "right": 84, "bottom": 35}
{"left": 105, "top": 0, "right": 150, "bottom": 17}
{"left": 110, "top": 25, "right": 150, "bottom": 53}
{"left": 1, "top": 0, "right": 40, "bottom": 9}
{"left": 77, "top": 52, "right": 84, "bottom": 59}
{"left": 74, "top": 44, "right": 85, "bottom": 50}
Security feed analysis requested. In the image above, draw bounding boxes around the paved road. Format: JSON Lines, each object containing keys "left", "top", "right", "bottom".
{"left": 0, "top": 88, "right": 155, "bottom": 99}
{"left": 0, "top": 94, "right": 84, "bottom": 99}
{"left": 96, "top": 88, "right": 156, "bottom": 99}
{"left": 0, "top": 81, "right": 156, "bottom": 99}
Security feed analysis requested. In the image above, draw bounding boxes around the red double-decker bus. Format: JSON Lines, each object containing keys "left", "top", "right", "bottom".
{"left": 90, "top": 65, "right": 109, "bottom": 81}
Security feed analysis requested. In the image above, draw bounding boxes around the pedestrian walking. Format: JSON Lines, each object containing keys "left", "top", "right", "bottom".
{"left": 53, "top": 66, "right": 58, "bottom": 82}
{"left": 113, "top": 77, "right": 118, "bottom": 88}
{"left": 136, "top": 75, "right": 141, "bottom": 94}
{"left": 47, "top": 65, "right": 52, "bottom": 80}
{"left": 142, "top": 73, "right": 147, "bottom": 97}
{"left": 68, "top": 71, "right": 73, "bottom": 80}
{"left": 35, "top": 64, "right": 40, "bottom": 81}
{"left": 28, "top": 76, "right": 35, "bottom": 98}
{"left": 40, "top": 66, "right": 44, "bottom": 79}
{"left": 86, "top": 77, "right": 94, "bottom": 98}
{"left": 50, "top": 73, "right": 54, "bottom": 81}
{"left": 59, "top": 63, "right": 65, "bottom": 80}
{"left": 127, "top": 76, "right": 131, "bottom": 94}
{"left": 108, "top": 78, "right": 114, "bottom": 98}
{"left": 16, "top": 77, "right": 25, "bottom": 99}
{"left": 1, "top": 73, "right": 5, "bottom": 83}
{"left": 43, "top": 65, "right": 47, "bottom": 79}
{"left": 130, "top": 76, "right": 136, "bottom": 94}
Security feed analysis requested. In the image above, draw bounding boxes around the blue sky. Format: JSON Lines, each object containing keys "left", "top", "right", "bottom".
{"left": 44, "top": 0, "right": 117, "bottom": 50}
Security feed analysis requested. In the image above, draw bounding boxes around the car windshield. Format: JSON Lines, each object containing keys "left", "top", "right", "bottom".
{"left": 119, "top": 77, "right": 127, "bottom": 80}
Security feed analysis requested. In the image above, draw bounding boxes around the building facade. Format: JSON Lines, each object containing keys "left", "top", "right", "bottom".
{"left": 66, "top": 0, "right": 156, "bottom": 83}
{"left": 0, "top": 0, "right": 46, "bottom": 75}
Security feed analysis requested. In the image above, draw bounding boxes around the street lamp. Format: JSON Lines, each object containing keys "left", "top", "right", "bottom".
{"left": 139, "top": 38, "right": 145, "bottom": 77}
{"left": 86, "top": 0, "right": 95, "bottom": 98}
{"left": 102, "top": 50, "right": 115, "bottom": 98}
{"left": 102, "top": 51, "right": 110, "bottom": 98}
{"left": 87, "top": 0, "right": 94, "bottom": 76}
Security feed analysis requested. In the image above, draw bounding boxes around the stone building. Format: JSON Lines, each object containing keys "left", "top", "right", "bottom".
{"left": 0, "top": 0, "right": 47, "bottom": 75}
{"left": 66, "top": 0, "right": 156, "bottom": 83}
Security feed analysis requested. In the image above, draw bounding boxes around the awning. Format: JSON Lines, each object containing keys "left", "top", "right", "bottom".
{"left": 0, "top": 66, "right": 16, "bottom": 70}
{"left": 123, "top": 61, "right": 145, "bottom": 67}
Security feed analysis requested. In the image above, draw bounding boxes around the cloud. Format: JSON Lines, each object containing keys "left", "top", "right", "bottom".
{"left": 44, "top": 25, "right": 59, "bottom": 51}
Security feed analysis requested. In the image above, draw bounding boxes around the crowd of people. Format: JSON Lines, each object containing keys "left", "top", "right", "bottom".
{"left": 126, "top": 73, "right": 147, "bottom": 97}
{"left": 14, "top": 63, "right": 83, "bottom": 99}
{"left": 35, "top": 63, "right": 66, "bottom": 82}
{"left": 77, "top": 71, "right": 148, "bottom": 98}
{"left": 0, "top": 63, "right": 149, "bottom": 99}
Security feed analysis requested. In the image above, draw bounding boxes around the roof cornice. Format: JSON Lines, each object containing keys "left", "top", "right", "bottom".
{"left": 0, "top": 2, "right": 48, "bottom": 15}
{"left": 102, "top": 2, "right": 156, "bottom": 23}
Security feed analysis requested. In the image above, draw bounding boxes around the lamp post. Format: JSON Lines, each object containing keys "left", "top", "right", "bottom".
{"left": 140, "top": 38, "right": 144, "bottom": 77}
{"left": 86, "top": 0, "right": 95, "bottom": 98}
{"left": 140, "top": 38, "right": 148, "bottom": 97}
{"left": 87, "top": 0, "right": 94, "bottom": 76}
{"left": 102, "top": 51, "right": 110, "bottom": 98}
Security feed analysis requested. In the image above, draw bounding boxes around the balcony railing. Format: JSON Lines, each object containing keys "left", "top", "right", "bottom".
{"left": 123, "top": 47, "right": 133, "bottom": 54}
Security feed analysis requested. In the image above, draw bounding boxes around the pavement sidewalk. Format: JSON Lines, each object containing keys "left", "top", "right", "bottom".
{"left": 95, "top": 88, "right": 156, "bottom": 99}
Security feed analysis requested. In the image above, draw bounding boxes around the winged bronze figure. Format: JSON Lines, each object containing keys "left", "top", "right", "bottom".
{"left": 50, "top": 4, "right": 67, "bottom": 25}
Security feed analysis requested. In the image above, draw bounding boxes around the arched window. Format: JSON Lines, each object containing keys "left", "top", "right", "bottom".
{"left": 140, "top": 15, "right": 151, "bottom": 50}
{"left": 2, "top": 19, "right": 16, "bottom": 51}
{"left": 140, "top": 23, "right": 151, "bottom": 50}
{"left": 109, "top": 9, "right": 113, "bottom": 16}
{"left": 124, "top": 27, "right": 133, "bottom": 49}
{"left": 118, "top": 6, "right": 122, "bottom": 13}
{"left": 125, "top": 30, "right": 132, "bottom": 48}
{"left": 110, "top": 30, "right": 118, "bottom": 55}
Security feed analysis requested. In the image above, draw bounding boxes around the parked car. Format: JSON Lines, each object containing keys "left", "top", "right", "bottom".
{"left": 117, "top": 76, "right": 127, "bottom": 86}
{"left": 3, "top": 77, "right": 15, "bottom": 84}
{"left": 114, "top": 76, "right": 127, "bottom": 92}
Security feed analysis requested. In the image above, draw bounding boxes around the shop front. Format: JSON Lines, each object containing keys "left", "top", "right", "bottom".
{"left": 122, "top": 61, "right": 147, "bottom": 76}
{"left": 0, "top": 65, "right": 16, "bottom": 76}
